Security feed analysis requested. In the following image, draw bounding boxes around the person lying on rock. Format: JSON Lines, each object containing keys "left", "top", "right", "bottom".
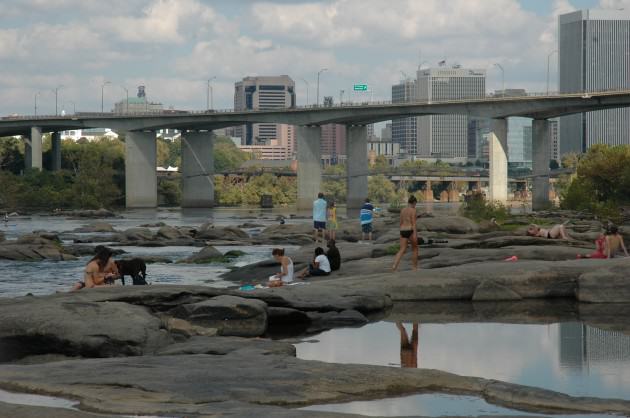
{"left": 526, "top": 223, "right": 570, "bottom": 240}
{"left": 71, "top": 246, "right": 119, "bottom": 291}
{"left": 296, "top": 247, "right": 331, "bottom": 279}
{"left": 268, "top": 248, "right": 294, "bottom": 288}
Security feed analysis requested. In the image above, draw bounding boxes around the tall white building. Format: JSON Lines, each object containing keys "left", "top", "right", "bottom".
{"left": 391, "top": 80, "right": 417, "bottom": 154}
{"left": 559, "top": 9, "right": 630, "bottom": 154}
{"left": 234, "top": 76, "right": 296, "bottom": 151}
{"left": 416, "top": 67, "right": 486, "bottom": 161}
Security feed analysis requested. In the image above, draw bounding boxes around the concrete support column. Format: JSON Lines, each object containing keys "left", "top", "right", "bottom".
{"left": 181, "top": 131, "right": 214, "bottom": 208}
{"left": 425, "top": 181, "right": 434, "bottom": 201}
{"left": 24, "top": 135, "right": 32, "bottom": 170}
{"left": 125, "top": 131, "right": 157, "bottom": 208}
{"left": 346, "top": 125, "right": 369, "bottom": 210}
{"left": 532, "top": 119, "right": 551, "bottom": 211}
{"left": 27, "top": 127, "right": 43, "bottom": 170}
{"left": 51, "top": 131, "right": 61, "bottom": 171}
{"left": 297, "top": 125, "right": 322, "bottom": 210}
{"left": 488, "top": 118, "right": 508, "bottom": 203}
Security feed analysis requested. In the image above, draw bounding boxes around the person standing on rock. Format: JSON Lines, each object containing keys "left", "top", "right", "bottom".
{"left": 313, "top": 192, "right": 328, "bottom": 244}
{"left": 268, "top": 248, "right": 294, "bottom": 287}
{"left": 327, "top": 201, "right": 338, "bottom": 241}
{"left": 391, "top": 196, "right": 418, "bottom": 271}
{"left": 71, "top": 246, "right": 119, "bottom": 291}
{"left": 360, "top": 198, "right": 374, "bottom": 241}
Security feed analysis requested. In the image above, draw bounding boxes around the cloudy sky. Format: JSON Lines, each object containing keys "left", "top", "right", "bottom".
{"left": 0, "top": 0, "right": 628, "bottom": 116}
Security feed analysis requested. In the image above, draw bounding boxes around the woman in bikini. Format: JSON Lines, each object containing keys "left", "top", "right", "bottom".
{"left": 526, "top": 223, "right": 570, "bottom": 240}
{"left": 392, "top": 195, "right": 418, "bottom": 271}
{"left": 71, "top": 246, "right": 118, "bottom": 291}
{"left": 605, "top": 225, "right": 629, "bottom": 259}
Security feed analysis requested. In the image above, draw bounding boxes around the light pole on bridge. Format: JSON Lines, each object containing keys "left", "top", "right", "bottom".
{"left": 494, "top": 63, "right": 505, "bottom": 95}
{"left": 53, "top": 85, "right": 64, "bottom": 116}
{"left": 101, "top": 81, "right": 111, "bottom": 113}
{"left": 67, "top": 100, "right": 76, "bottom": 114}
{"left": 120, "top": 85, "right": 129, "bottom": 114}
{"left": 316, "top": 68, "right": 328, "bottom": 107}
{"left": 34, "top": 91, "right": 41, "bottom": 117}
{"left": 546, "top": 50, "right": 558, "bottom": 95}
{"left": 300, "top": 78, "right": 310, "bottom": 106}
{"left": 207, "top": 76, "right": 216, "bottom": 110}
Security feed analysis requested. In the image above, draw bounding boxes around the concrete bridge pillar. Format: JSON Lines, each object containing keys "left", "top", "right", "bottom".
{"left": 424, "top": 181, "right": 434, "bottom": 201}
{"left": 346, "top": 125, "right": 369, "bottom": 210}
{"left": 181, "top": 131, "right": 214, "bottom": 208}
{"left": 125, "top": 131, "right": 157, "bottom": 208}
{"left": 488, "top": 118, "right": 508, "bottom": 203}
{"left": 532, "top": 119, "right": 551, "bottom": 211}
{"left": 297, "top": 125, "right": 322, "bottom": 210}
{"left": 25, "top": 127, "right": 43, "bottom": 170}
{"left": 51, "top": 131, "right": 61, "bottom": 171}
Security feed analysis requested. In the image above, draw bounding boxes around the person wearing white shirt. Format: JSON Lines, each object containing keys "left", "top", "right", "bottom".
{"left": 297, "top": 247, "right": 331, "bottom": 278}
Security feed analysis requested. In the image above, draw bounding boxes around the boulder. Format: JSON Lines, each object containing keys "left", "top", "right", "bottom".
{"left": 156, "top": 336, "right": 296, "bottom": 357}
{"left": 63, "top": 245, "right": 126, "bottom": 257}
{"left": 578, "top": 265, "right": 630, "bottom": 303}
{"left": 161, "top": 317, "right": 217, "bottom": 338}
{"left": 156, "top": 225, "right": 188, "bottom": 240}
{"left": 120, "top": 227, "right": 154, "bottom": 241}
{"left": 179, "top": 246, "right": 225, "bottom": 264}
{"left": 0, "top": 298, "right": 171, "bottom": 360}
{"left": 17, "top": 233, "right": 60, "bottom": 245}
{"left": 306, "top": 309, "right": 369, "bottom": 330}
{"left": 60, "top": 208, "right": 117, "bottom": 218}
{"left": 0, "top": 242, "right": 76, "bottom": 261}
{"left": 472, "top": 280, "right": 523, "bottom": 301}
{"left": 139, "top": 222, "right": 166, "bottom": 227}
{"left": 172, "top": 295, "right": 268, "bottom": 337}
{"left": 73, "top": 222, "right": 116, "bottom": 233}
{"left": 195, "top": 223, "right": 249, "bottom": 241}
{"left": 417, "top": 216, "right": 479, "bottom": 234}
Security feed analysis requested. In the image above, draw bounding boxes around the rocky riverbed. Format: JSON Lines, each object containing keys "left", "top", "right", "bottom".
{"left": 2, "top": 208, "right": 630, "bottom": 417}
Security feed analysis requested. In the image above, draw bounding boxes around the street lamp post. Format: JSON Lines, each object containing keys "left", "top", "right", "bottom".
{"left": 53, "top": 85, "right": 64, "bottom": 116}
{"left": 101, "top": 81, "right": 111, "bottom": 113}
{"left": 120, "top": 86, "right": 129, "bottom": 114}
{"left": 339, "top": 89, "right": 345, "bottom": 105}
{"left": 207, "top": 76, "right": 216, "bottom": 109}
{"left": 494, "top": 63, "right": 505, "bottom": 96}
{"left": 300, "top": 78, "right": 310, "bottom": 106}
{"left": 34, "top": 91, "right": 41, "bottom": 116}
{"left": 316, "top": 68, "right": 328, "bottom": 107}
{"left": 546, "top": 50, "right": 558, "bottom": 95}
{"left": 67, "top": 100, "right": 76, "bottom": 114}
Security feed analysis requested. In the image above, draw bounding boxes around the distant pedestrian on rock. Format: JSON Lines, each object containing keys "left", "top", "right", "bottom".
{"left": 327, "top": 201, "right": 338, "bottom": 241}
{"left": 360, "top": 198, "right": 374, "bottom": 241}
{"left": 392, "top": 195, "right": 418, "bottom": 271}
{"left": 313, "top": 192, "right": 327, "bottom": 244}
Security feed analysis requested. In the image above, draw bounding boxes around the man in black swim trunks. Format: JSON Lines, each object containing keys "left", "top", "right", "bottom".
{"left": 392, "top": 196, "right": 418, "bottom": 271}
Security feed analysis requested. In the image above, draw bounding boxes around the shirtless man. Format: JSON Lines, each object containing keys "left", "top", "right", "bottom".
{"left": 605, "top": 225, "right": 629, "bottom": 259}
{"left": 71, "top": 246, "right": 118, "bottom": 291}
{"left": 392, "top": 196, "right": 418, "bottom": 271}
{"left": 526, "top": 223, "right": 570, "bottom": 240}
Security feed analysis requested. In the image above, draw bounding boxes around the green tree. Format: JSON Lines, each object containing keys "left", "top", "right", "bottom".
{"left": 368, "top": 174, "right": 396, "bottom": 203}
{"left": 214, "top": 136, "right": 249, "bottom": 171}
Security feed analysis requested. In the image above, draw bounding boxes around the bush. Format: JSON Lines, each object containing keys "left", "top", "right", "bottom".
{"left": 460, "top": 193, "right": 509, "bottom": 222}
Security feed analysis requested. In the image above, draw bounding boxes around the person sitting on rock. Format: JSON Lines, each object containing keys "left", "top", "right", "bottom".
{"left": 72, "top": 246, "right": 119, "bottom": 291}
{"left": 604, "top": 225, "right": 629, "bottom": 259}
{"left": 268, "top": 248, "right": 294, "bottom": 288}
{"left": 326, "top": 239, "right": 341, "bottom": 271}
{"left": 297, "top": 247, "right": 331, "bottom": 279}
{"left": 577, "top": 232, "right": 607, "bottom": 259}
{"left": 526, "top": 223, "right": 570, "bottom": 240}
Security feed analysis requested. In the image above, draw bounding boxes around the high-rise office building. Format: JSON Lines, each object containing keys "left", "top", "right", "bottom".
{"left": 234, "top": 76, "right": 296, "bottom": 149}
{"left": 391, "top": 80, "right": 417, "bottom": 154}
{"left": 417, "top": 67, "right": 486, "bottom": 161}
{"left": 549, "top": 120, "right": 560, "bottom": 163}
{"left": 507, "top": 118, "right": 533, "bottom": 168}
{"left": 320, "top": 124, "right": 346, "bottom": 164}
{"left": 559, "top": 10, "right": 630, "bottom": 154}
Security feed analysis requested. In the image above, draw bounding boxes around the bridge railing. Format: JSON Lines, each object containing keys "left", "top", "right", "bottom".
{"left": 4, "top": 88, "right": 630, "bottom": 120}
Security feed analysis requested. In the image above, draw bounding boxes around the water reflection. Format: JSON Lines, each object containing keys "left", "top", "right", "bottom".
{"left": 396, "top": 322, "right": 418, "bottom": 368}
{"left": 295, "top": 321, "right": 630, "bottom": 401}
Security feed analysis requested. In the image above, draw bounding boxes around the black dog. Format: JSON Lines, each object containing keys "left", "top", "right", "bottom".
{"left": 115, "top": 258, "right": 148, "bottom": 285}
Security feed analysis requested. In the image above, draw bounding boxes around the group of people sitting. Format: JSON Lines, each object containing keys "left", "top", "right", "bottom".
{"left": 268, "top": 239, "right": 341, "bottom": 287}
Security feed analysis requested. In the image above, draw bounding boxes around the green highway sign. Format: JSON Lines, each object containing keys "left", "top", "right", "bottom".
{"left": 353, "top": 84, "right": 368, "bottom": 91}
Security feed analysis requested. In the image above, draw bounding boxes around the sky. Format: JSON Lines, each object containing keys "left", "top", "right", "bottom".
{"left": 0, "top": 0, "right": 627, "bottom": 116}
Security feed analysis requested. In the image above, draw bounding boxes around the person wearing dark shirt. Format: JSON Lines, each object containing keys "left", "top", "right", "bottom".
{"left": 326, "top": 239, "right": 341, "bottom": 271}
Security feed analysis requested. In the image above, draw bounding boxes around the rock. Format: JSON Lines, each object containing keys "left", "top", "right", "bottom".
{"left": 17, "top": 233, "right": 60, "bottom": 245}
{"left": 58, "top": 209, "right": 117, "bottom": 218}
{"left": 0, "top": 231, "right": 4, "bottom": 242}
{"left": 196, "top": 223, "right": 249, "bottom": 241}
{"left": 224, "top": 250, "right": 246, "bottom": 258}
{"left": 267, "top": 307, "right": 311, "bottom": 325}
{"left": 0, "top": 402, "right": 117, "bottom": 418}
{"left": 0, "top": 298, "right": 171, "bottom": 361}
{"left": 63, "top": 245, "right": 126, "bottom": 257}
{"left": 0, "top": 242, "right": 76, "bottom": 261}
{"left": 161, "top": 317, "right": 218, "bottom": 338}
{"left": 417, "top": 216, "right": 479, "bottom": 234}
{"left": 578, "top": 265, "right": 630, "bottom": 303}
{"left": 120, "top": 227, "right": 154, "bottom": 241}
{"left": 156, "top": 225, "right": 187, "bottom": 240}
{"left": 179, "top": 246, "right": 225, "bottom": 264}
{"left": 472, "top": 280, "right": 523, "bottom": 301}
{"left": 172, "top": 295, "right": 268, "bottom": 337}
{"left": 239, "top": 222, "right": 265, "bottom": 228}
{"left": 156, "top": 336, "right": 296, "bottom": 357}
{"left": 139, "top": 222, "right": 166, "bottom": 227}
{"left": 73, "top": 222, "right": 116, "bottom": 233}
{"left": 306, "top": 309, "right": 369, "bottom": 329}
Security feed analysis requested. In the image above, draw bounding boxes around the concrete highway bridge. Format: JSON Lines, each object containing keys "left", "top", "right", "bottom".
{"left": 2, "top": 90, "right": 630, "bottom": 210}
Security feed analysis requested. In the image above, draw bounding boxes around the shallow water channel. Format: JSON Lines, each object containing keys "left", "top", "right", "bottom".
{"left": 295, "top": 318, "right": 630, "bottom": 416}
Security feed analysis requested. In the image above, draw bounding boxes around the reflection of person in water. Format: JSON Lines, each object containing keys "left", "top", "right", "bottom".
{"left": 396, "top": 322, "right": 419, "bottom": 368}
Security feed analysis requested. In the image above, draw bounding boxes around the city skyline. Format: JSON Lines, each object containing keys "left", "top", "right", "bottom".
{"left": 1, "top": 0, "right": 624, "bottom": 116}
